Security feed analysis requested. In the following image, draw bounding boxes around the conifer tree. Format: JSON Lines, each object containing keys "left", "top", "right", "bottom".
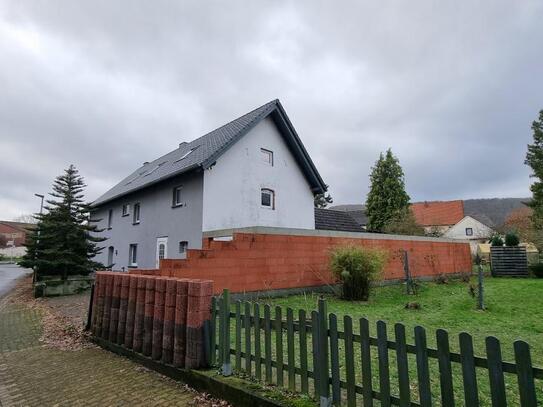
{"left": 20, "top": 165, "right": 105, "bottom": 278}
{"left": 526, "top": 110, "right": 543, "bottom": 229}
{"left": 365, "top": 149, "right": 411, "bottom": 232}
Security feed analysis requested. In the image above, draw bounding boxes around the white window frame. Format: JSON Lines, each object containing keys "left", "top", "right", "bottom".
{"left": 129, "top": 244, "right": 138, "bottom": 267}
{"left": 260, "top": 148, "right": 274, "bottom": 166}
{"left": 122, "top": 204, "right": 130, "bottom": 217}
{"left": 107, "top": 209, "right": 113, "bottom": 229}
{"left": 261, "top": 188, "right": 275, "bottom": 209}
{"left": 156, "top": 237, "right": 168, "bottom": 268}
{"left": 172, "top": 185, "right": 183, "bottom": 207}
{"left": 133, "top": 203, "right": 140, "bottom": 224}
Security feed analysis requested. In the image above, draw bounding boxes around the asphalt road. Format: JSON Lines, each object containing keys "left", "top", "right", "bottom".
{"left": 0, "top": 264, "right": 31, "bottom": 298}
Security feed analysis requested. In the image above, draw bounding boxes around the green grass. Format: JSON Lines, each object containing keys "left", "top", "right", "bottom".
{"left": 265, "top": 277, "right": 543, "bottom": 362}
{"left": 223, "top": 276, "right": 543, "bottom": 405}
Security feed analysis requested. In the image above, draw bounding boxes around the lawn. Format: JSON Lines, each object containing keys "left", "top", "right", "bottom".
{"left": 225, "top": 276, "right": 543, "bottom": 405}
{"left": 265, "top": 277, "right": 543, "bottom": 362}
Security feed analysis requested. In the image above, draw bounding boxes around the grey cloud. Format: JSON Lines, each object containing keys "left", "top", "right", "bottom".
{"left": 0, "top": 0, "right": 541, "bottom": 220}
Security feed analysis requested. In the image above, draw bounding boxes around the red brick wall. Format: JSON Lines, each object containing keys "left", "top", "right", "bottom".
{"left": 144, "top": 232, "right": 472, "bottom": 295}
{"left": 91, "top": 272, "right": 213, "bottom": 369}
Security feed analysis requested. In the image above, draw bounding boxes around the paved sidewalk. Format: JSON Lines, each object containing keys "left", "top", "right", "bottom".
{"left": 0, "top": 286, "right": 213, "bottom": 406}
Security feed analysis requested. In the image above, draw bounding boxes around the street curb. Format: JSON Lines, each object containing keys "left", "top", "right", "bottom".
{"left": 91, "top": 336, "right": 284, "bottom": 407}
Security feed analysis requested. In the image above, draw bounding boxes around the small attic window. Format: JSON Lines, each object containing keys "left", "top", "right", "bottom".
{"left": 261, "top": 148, "right": 273, "bottom": 166}
{"left": 175, "top": 146, "right": 199, "bottom": 163}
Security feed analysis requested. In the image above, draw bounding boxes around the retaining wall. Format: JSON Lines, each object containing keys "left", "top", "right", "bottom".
{"left": 130, "top": 229, "right": 472, "bottom": 295}
{"left": 90, "top": 272, "right": 213, "bottom": 369}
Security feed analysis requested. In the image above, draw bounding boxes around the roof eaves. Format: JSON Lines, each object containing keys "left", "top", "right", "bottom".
{"left": 273, "top": 101, "right": 327, "bottom": 194}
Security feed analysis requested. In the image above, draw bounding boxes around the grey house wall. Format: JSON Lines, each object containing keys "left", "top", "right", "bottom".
{"left": 91, "top": 171, "right": 204, "bottom": 270}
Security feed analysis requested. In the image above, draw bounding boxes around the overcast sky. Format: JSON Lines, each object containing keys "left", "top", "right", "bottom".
{"left": 1, "top": 1, "right": 541, "bottom": 220}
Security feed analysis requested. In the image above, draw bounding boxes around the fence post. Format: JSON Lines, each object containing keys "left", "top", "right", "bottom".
{"left": 477, "top": 263, "right": 485, "bottom": 310}
{"left": 317, "top": 298, "right": 331, "bottom": 407}
{"left": 85, "top": 282, "right": 95, "bottom": 331}
{"left": 221, "top": 289, "right": 232, "bottom": 376}
{"left": 403, "top": 250, "right": 415, "bottom": 295}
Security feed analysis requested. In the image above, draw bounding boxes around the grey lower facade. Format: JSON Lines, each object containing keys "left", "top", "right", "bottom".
{"left": 91, "top": 171, "right": 204, "bottom": 270}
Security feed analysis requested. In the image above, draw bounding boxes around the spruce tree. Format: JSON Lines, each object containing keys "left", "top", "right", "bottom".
{"left": 526, "top": 110, "right": 543, "bottom": 229}
{"left": 20, "top": 165, "right": 105, "bottom": 279}
{"left": 365, "top": 149, "right": 411, "bottom": 232}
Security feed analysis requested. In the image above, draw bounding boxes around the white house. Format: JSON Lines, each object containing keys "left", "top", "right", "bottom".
{"left": 91, "top": 99, "right": 327, "bottom": 270}
{"left": 443, "top": 215, "right": 494, "bottom": 254}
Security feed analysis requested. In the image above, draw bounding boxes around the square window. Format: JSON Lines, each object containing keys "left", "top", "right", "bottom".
{"left": 122, "top": 204, "right": 130, "bottom": 216}
{"left": 133, "top": 203, "right": 140, "bottom": 224}
{"left": 260, "top": 148, "right": 273, "bottom": 166}
{"left": 129, "top": 244, "right": 138, "bottom": 267}
{"left": 261, "top": 189, "right": 275, "bottom": 209}
{"left": 465, "top": 227, "right": 473, "bottom": 236}
{"left": 172, "top": 186, "right": 183, "bottom": 207}
{"left": 179, "top": 241, "right": 188, "bottom": 254}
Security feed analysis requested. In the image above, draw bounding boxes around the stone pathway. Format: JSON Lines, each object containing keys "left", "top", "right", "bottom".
{"left": 0, "top": 283, "right": 217, "bottom": 406}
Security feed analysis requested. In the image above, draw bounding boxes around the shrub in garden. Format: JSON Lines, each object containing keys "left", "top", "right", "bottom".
{"left": 529, "top": 263, "right": 543, "bottom": 278}
{"left": 490, "top": 234, "right": 504, "bottom": 247}
{"left": 329, "top": 245, "right": 387, "bottom": 301}
{"left": 505, "top": 232, "right": 520, "bottom": 246}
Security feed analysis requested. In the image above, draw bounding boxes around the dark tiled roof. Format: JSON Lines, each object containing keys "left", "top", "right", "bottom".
{"left": 93, "top": 99, "right": 326, "bottom": 206}
{"left": 329, "top": 205, "right": 368, "bottom": 226}
{"left": 314, "top": 208, "right": 364, "bottom": 233}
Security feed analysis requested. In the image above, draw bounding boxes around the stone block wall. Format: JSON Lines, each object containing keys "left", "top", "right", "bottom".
{"left": 91, "top": 272, "right": 213, "bottom": 369}
{"left": 131, "top": 231, "right": 472, "bottom": 295}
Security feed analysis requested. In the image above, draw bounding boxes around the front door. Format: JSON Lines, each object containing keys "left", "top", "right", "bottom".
{"left": 156, "top": 237, "right": 168, "bottom": 269}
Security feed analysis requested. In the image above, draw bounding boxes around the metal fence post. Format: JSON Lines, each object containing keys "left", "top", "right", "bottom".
{"left": 318, "top": 298, "right": 331, "bottom": 407}
{"left": 222, "top": 289, "right": 232, "bottom": 376}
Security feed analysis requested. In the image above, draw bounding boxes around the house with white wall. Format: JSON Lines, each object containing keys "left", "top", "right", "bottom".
{"left": 443, "top": 215, "right": 494, "bottom": 254}
{"left": 91, "top": 99, "right": 327, "bottom": 270}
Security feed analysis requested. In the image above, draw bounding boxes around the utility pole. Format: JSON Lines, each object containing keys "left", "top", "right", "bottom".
{"left": 33, "top": 194, "right": 44, "bottom": 284}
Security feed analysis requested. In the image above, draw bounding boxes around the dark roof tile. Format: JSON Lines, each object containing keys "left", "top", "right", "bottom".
{"left": 93, "top": 99, "right": 326, "bottom": 206}
{"left": 315, "top": 208, "right": 364, "bottom": 233}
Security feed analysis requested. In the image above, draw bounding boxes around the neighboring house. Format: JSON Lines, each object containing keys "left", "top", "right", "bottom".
{"left": 0, "top": 221, "right": 34, "bottom": 247}
{"left": 91, "top": 99, "right": 327, "bottom": 270}
{"left": 331, "top": 200, "right": 466, "bottom": 233}
{"left": 0, "top": 221, "right": 34, "bottom": 258}
{"left": 443, "top": 215, "right": 494, "bottom": 254}
{"left": 314, "top": 208, "right": 364, "bottom": 233}
{"left": 410, "top": 200, "right": 465, "bottom": 235}
{"left": 329, "top": 204, "right": 368, "bottom": 229}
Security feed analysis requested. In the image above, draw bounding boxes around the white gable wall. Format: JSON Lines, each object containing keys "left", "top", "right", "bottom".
{"left": 443, "top": 216, "right": 494, "bottom": 240}
{"left": 202, "top": 116, "right": 315, "bottom": 231}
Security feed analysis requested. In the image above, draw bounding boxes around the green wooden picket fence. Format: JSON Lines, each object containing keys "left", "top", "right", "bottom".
{"left": 210, "top": 289, "right": 542, "bottom": 406}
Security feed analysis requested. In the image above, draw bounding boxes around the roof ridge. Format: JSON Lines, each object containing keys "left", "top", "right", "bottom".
{"left": 190, "top": 99, "right": 278, "bottom": 146}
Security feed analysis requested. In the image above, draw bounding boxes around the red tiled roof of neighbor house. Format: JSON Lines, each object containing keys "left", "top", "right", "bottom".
{"left": 410, "top": 200, "right": 465, "bottom": 226}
